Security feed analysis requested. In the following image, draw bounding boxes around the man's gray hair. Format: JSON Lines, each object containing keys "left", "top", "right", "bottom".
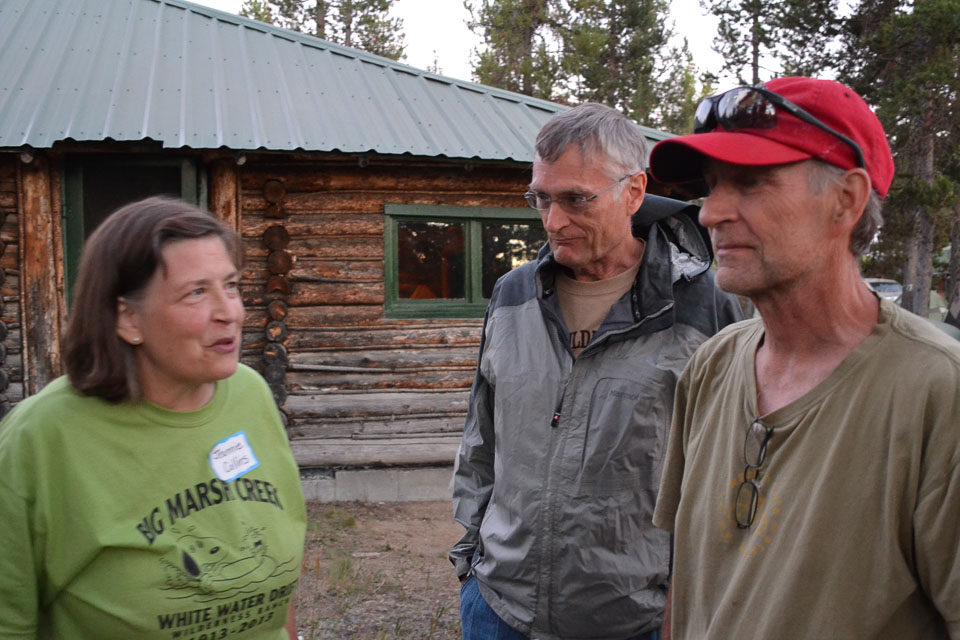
{"left": 535, "top": 103, "right": 648, "bottom": 179}
{"left": 807, "top": 161, "right": 883, "bottom": 257}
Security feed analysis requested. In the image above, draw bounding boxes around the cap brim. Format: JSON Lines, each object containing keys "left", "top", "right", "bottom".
{"left": 650, "top": 131, "right": 814, "bottom": 190}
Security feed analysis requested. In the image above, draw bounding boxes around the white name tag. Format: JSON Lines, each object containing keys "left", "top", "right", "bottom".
{"left": 209, "top": 431, "right": 260, "bottom": 482}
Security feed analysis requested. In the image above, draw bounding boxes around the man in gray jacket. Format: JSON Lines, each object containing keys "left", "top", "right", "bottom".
{"left": 451, "top": 102, "right": 743, "bottom": 640}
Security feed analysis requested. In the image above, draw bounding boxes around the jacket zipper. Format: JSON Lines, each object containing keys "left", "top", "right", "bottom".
{"left": 578, "top": 300, "right": 675, "bottom": 359}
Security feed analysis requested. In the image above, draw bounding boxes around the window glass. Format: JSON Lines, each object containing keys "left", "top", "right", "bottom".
{"left": 384, "top": 204, "right": 540, "bottom": 318}
{"left": 397, "top": 221, "right": 466, "bottom": 299}
{"left": 63, "top": 158, "right": 200, "bottom": 306}
{"left": 481, "top": 222, "right": 545, "bottom": 297}
{"left": 81, "top": 165, "right": 182, "bottom": 238}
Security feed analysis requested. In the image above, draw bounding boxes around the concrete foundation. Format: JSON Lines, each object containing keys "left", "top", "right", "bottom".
{"left": 300, "top": 465, "right": 454, "bottom": 503}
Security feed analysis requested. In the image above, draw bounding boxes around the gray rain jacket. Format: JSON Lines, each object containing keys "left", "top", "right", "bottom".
{"left": 451, "top": 197, "right": 743, "bottom": 640}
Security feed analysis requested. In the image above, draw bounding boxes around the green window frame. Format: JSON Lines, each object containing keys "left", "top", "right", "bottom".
{"left": 62, "top": 156, "right": 204, "bottom": 305}
{"left": 384, "top": 204, "right": 545, "bottom": 318}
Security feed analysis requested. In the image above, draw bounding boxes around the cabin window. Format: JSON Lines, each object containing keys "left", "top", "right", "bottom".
{"left": 62, "top": 157, "right": 203, "bottom": 304}
{"left": 384, "top": 204, "right": 546, "bottom": 318}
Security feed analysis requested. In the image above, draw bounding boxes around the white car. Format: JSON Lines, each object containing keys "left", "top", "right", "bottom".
{"left": 864, "top": 277, "right": 902, "bottom": 302}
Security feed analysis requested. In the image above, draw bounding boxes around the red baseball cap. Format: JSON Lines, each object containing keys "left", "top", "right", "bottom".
{"left": 649, "top": 77, "right": 895, "bottom": 198}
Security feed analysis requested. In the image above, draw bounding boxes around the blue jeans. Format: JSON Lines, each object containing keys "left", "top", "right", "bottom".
{"left": 459, "top": 575, "right": 661, "bottom": 640}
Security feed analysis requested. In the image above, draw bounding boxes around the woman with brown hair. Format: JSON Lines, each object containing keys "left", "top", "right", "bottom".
{"left": 0, "top": 197, "right": 305, "bottom": 639}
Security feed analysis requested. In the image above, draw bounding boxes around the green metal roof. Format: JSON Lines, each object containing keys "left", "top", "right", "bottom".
{"left": 0, "top": 0, "right": 670, "bottom": 161}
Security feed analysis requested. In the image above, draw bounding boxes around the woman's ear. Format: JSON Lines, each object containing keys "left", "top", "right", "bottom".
{"left": 115, "top": 297, "right": 143, "bottom": 346}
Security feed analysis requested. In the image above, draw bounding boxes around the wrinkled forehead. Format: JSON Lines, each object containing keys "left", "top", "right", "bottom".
{"left": 533, "top": 144, "right": 620, "bottom": 180}
{"left": 703, "top": 157, "right": 809, "bottom": 182}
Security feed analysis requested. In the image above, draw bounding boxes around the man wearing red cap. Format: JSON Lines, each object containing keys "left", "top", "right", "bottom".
{"left": 650, "top": 77, "right": 960, "bottom": 639}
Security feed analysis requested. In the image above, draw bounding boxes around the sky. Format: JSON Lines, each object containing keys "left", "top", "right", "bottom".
{"left": 196, "top": 0, "right": 727, "bottom": 87}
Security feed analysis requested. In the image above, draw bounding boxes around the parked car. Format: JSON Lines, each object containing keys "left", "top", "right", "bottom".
{"left": 928, "top": 318, "right": 960, "bottom": 341}
{"left": 864, "top": 277, "right": 903, "bottom": 301}
{"left": 891, "top": 289, "right": 949, "bottom": 323}
{"left": 863, "top": 277, "right": 957, "bottom": 340}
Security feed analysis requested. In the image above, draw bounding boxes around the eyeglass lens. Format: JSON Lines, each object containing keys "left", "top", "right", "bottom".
{"left": 524, "top": 174, "right": 632, "bottom": 213}
{"left": 744, "top": 418, "right": 773, "bottom": 467}
{"left": 735, "top": 480, "right": 759, "bottom": 528}
{"left": 717, "top": 88, "right": 778, "bottom": 130}
{"left": 693, "top": 97, "right": 717, "bottom": 132}
{"left": 525, "top": 192, "right": 586, "bottom": 213}
{"left": 695, "top": 88, "right": 780, "bottom": 134}
{"left": 735, "top": 419, "right": 774, "bottom": 529}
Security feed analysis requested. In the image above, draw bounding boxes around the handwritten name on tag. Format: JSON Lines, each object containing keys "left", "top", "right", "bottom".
{"left": 209, "top": 431, "right": 260, "bottom": 482}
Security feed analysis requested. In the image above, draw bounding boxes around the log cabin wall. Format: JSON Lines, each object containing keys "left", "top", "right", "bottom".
{"left": 237, "top": 155, "right": 530, "bottom": 470}
{"left": 0, "top": 156, "right": 23, "bottom": 416}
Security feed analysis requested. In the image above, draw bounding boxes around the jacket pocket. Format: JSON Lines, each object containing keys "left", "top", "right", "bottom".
{"left": 574, "top": 374, "right": 671, "bottom": 497}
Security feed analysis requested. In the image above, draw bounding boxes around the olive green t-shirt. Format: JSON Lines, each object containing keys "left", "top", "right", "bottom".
{"left": 654, "top": 299, "right": 960, "bottom": 639}
{"left": 0, "top": 364, "right": 306, "bottom": 639}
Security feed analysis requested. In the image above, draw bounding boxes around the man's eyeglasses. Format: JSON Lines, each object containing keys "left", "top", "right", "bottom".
{"left": 524, "top": 173, "right": 635, "bottom": 214}
{"left": 734, "top": 418, "right": 775, "bottom": 529}
{"left": 694, "top": 86, "right": 866, "bottom": 169}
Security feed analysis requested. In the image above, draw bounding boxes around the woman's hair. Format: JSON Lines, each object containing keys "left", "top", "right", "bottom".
{"left": 62, "top": 196, "right": 243, "bottom": 402}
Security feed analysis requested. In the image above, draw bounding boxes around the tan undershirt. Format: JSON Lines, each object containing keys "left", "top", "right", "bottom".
{"left": 556, "top": 262, "right": 641, "bottom": 357}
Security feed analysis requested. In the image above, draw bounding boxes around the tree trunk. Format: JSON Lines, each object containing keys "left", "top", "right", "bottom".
{"left": 314, "top": 0, "right": 329, "bottom": 39}
{"left": 901, "top": 110, "right": 938, "bottom": 319}
{"left": 19, "top": 154, "right": 64, "bottom": 394}
{"left": 909, "top": 111, "right": 938, "bottom": 319}
{"left": 342, "top": 0, "right": 353, "bottom": 46}
{"left": 901, "top": 218, "right": 920, "bottom": 311}
{"left": 519, "top": 0, "right": 542, "bottom": 95}
{"left": 912, "top": 206, "right": 935, "bottom": 318}
{"left": 947, "top": 199, "right": 960, "bottom": 328}
{"left": 750, "top": 0, "right": 761, "bottom": 85}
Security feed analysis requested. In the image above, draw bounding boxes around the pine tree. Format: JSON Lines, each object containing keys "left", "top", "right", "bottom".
{"left": 700, "top": 0, "right": 838, "bottom": 84}
{"left": 465, "top": 0, "right": 701, "bottom": 131}
{"left": 701, "top": 0, "right": 777, "bottom": 84}
{"left": 238, "top": 0, "right": 274, "bottom": 23}
{"left": 561, "top": 0, "right": 702, "bottom": 131}
{"left": 465, "top": 0, "right": 563, "bottom": 100}
{"left": 841, "top": 0, "right": 960, "bottom": 317}
{"left": 776, "top": 0, "right": 842, "bottom": 77}
{"left": 649, "top": 39, "right": 705, "bottom": 134}
{"left": 239, "top": 0, "right": 405, "bottom": 60}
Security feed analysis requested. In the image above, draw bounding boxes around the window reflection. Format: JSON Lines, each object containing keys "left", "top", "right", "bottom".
{"left": 482, "top": 223, "right": 545, "bottom": 297}
{"left": 398, "top": 221, "right": 466, "bottom": 299}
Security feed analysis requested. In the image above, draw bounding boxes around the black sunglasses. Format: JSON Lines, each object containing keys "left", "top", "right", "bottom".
{"left": 694, "top": 86, "right": 866, "bottom": 169}
{"left": 734, "top": 418, "right": 775, "bottom": 529}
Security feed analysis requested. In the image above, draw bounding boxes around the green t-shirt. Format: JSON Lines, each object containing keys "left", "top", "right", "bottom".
{"left": 654, "top": 300, "right": 960, "bottom": 639}
{"left": 0, "top": 364, "right": 306, "bottom": 639}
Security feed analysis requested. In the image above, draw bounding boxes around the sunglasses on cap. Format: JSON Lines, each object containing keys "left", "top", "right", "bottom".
{"left": 693, "top": 86, "right": 866, "bottom": 169}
